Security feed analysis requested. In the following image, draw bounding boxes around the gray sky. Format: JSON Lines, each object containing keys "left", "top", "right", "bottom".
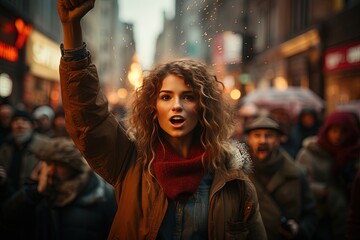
{"left": 119, "top": 0, "right": 175, "bottom": 69}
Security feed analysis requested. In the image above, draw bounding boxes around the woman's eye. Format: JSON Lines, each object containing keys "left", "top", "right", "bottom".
{"left": 160, "top": 95, "right": 170, "bottom": 100}
{"left": 183, "top": 95, "right": 195, "bottom": 101}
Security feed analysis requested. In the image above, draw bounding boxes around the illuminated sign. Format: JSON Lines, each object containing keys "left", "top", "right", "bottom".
{"left": 0, "top": 18, "right": 31, "bottom": 62}
{"left": 324, "top": 41, "right": 360, "bottom": 73}
{"left": 0, "top": 42, "right": 18, "bottom": 62}
{"left": 26, "top": 30, "right": 61, "bottom": 81}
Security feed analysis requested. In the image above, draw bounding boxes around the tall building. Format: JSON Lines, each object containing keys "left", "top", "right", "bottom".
{"left": 155, "top": 0, "right": 360, "bottom": 113}
{"left": 0, "top": 0, "right": 135, "bottom": 110}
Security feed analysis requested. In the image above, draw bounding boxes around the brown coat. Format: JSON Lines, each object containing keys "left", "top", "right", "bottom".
{"left": 59, "top": 56, "right": 267, "bottom": 240}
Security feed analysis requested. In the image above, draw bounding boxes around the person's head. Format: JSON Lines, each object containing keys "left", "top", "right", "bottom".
{"left": 33, "top": 105, "right": 55, "bottom": 132}
{"left": 0, "top": 104, "right": 13, "bottom": 128}
{"left": 298, "top": 108, "right": 319, "bottom": 129}
{"left": 36, "top": 137, "right": 90, "bottom": 186}
{"left": 11, "top": 110, "right": 34, "bottom": 142}
{"left": 318, "top": 111, "right": 359, "bottom": 147}
{"left": 245, "top": 116, "right": 282, "bottom": 161}
{"left": 53, "top": 106, "right": 68, "bottom": 137}
{"left": 129, "top": 59, "right": 233, "bottom": 171}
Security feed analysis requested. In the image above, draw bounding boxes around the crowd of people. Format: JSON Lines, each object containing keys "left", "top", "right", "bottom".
{"left": 0, "top": 103, "right": 117, "bottom": 240}
{"left": 234, "top": 103, "right": 360, "bottom": 240}
{"left": 0, "top": 0, "right": 359, "bottom": 239}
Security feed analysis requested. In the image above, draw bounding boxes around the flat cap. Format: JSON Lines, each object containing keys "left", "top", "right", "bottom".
{"left": 244, "top": 116, "right": 282, "bottom": 134}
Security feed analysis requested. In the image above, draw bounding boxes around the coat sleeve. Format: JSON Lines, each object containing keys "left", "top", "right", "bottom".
{"left": 59, "top": 55, "right": 136, "bottom": 186}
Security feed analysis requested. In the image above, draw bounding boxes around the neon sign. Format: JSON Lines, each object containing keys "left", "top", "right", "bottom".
{"left": 0, "top": 42, "right": 18, "bottom": 62}
{"left": 0, "top": 18, "right": 31, "bottom": 62}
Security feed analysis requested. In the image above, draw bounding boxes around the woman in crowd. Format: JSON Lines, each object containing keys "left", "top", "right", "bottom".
{"left": 296, "top": 111, "right": 360, "bottom": 240}
{"left": 56, "top": 0, "right": 266, "bottom": 239}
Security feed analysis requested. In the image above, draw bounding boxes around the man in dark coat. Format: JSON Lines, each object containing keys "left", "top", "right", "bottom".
{"left": 245, "top": 116, "right": 318, "bottom": 240}
{"left": 1, "top": 137, "right": 117, "bottom": 240}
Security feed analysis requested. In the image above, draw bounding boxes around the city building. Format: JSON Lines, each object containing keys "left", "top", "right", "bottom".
{"left": 0, "top": 0, "right": 135, "bottom": 111}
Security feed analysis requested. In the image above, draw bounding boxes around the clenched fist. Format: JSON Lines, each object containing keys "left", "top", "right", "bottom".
{"left": 57, "top": 0, "right": 95, "bottom": 23}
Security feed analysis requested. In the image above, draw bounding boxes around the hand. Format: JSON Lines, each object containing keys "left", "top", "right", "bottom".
{"left": 57, "top": 0, "right": 95, "bottom": 23}
{"left": 30, "top": 162, "right": 49, "bottom": 194}
{"left": 287, "top": 219, "right": 299, "bottom": 236}
{"left": 279, "top": 218, "right": 299, "bottom": 239}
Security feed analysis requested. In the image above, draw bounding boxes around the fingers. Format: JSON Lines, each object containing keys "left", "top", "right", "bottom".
{"left": 62, "top": 0, "right": 94, "bottom": 10}
{"left": 37, "top": 163, "right": 49, "bottom": 194}
{"left": 59, "top": 0, "right": 95, "bottom": 21}
{"left": 62, "top": 0, "right": 80, "bottom": 10}
{"left": 30, "top": 162, "right": 44, "bottom": 181}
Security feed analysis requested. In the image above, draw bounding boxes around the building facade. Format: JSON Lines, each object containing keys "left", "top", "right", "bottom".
{"left": 155, "top": 0, "right": 360, "bottom": 114}
{"left": 0, "top": 0, "right": 135, "bottom": 111}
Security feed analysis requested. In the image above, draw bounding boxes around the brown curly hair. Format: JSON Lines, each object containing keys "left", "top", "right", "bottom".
{"left": 128, "top": 58, "right": 235, "bottom": 176}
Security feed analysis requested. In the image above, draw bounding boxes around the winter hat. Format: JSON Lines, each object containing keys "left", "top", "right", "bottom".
{"left": 35, "top": 137, "right": 89, "bottom": 172}
{"left": 33, "top": 105, "right": 55, "bottom": 121}
{"left": 54, "top": 106, "right": 65, "bottom": 119}
{"left": 244, "top": 116, "right": 282, "bottom": 134}
{"left": 11, "top": 109, "right": 34, "bottom": 124}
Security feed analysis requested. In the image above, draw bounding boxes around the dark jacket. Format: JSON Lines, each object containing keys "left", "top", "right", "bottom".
{"left": 250, "top": 149, "right": 317, "bottom": 240}
{"left": 296, "top": 136, "right": 359, "bottom": 239}
{"left": 347, "top": 169, "right": 360, "bottom": 240}
{"left": 1, "top": 172, "right": 117, "bottom": 240}
{"left": 0, "top": 133, "right": 50, "bottom": 190}
{"left": 59, "top": 55, "right": 267, "bottom": 240}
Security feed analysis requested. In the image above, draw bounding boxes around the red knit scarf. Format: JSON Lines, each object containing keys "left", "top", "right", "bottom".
{"left": 153, "top": 141, "right": 207, "bottom": 201}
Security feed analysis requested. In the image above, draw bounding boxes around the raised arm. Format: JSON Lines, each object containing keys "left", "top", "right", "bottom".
{"left": 57, "top": 0, "right": 95, "bottom": 49}
{"left": 57, "top": 0, "right": 135, "bottom": 186}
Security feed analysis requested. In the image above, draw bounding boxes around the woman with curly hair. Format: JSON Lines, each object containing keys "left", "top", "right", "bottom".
{"left": 57, "top": 0, "right": 266, "bottom": 239}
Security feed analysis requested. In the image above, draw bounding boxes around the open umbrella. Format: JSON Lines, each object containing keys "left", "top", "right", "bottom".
{"left": 336, "top": 100, "right": 360, "bottom": 119}
{"left": 240, "top": 87, "right": 324, "bottom": 118}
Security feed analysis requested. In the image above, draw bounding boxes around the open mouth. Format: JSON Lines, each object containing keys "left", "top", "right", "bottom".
{"left": 170, "top": 116, "right": 185, "bottom": 125}
{"left": 257, "top": 145, "right": 269, "bottom": 154}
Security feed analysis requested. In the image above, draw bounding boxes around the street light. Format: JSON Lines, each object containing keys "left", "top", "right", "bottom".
{"left": 0, "top": 73, "right": 13, "bottom": 97}
{"left": 128, "top": 61, "right": 143, "bottom": 90}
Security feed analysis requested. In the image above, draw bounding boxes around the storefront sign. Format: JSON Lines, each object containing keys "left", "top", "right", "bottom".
{"left": 324, "top": 41, "right": 360, "bottom": 73}
{"left": 26, "top": 30, "right": 61, "bottom": 81}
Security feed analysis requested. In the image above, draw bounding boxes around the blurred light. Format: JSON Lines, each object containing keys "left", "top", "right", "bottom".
{"left": 0, "top": 42, "right": 18, "bottom": 62}
{"left": 117, "top": 88, "right": 128, "bottom": 99}
{"left": 240, "top": 74, "right": 251, "bottom": 84}
{"left": 230, "top": 89, "right": 241, "bottom": 100}
{"left": 15, "top": 18, "right": 31, "bottom": 49}
{"left": 274, "top": 76, "right": 288, "bottom": 90}
{"left": 50, "top": 89, "right": 60, "bottom": 103}
{"left": 108, "top": 92, "right": 119, "bottom": 105}
{"left": 0, "top": 73, "right": 13, "bottom": 97}
{"left": 128, "top": 61, "right": 143, "bottom": 90}
{"left": 279, "top": 29, "right": 319, "bottom": 57}
{"left": 223, "top": 75, "right": 235, "bottom": 89}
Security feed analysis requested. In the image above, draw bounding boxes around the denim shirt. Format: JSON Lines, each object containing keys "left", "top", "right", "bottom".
{"left": 157, "top": 172, "right": 213, "bottom": 240}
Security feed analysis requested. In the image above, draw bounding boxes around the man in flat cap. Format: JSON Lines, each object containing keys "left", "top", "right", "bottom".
{"left": 245, "top": 116, "right": 317, "bottom": 240}
{"left": 1, "top": 137, "right": 117, "bottom": 240}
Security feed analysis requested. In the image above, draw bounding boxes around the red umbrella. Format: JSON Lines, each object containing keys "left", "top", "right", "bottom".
{"left": 240, "top": 87, "right": 324, "bottom": 118}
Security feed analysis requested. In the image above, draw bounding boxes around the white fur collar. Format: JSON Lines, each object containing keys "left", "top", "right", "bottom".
{"left": 227, "top": 140, "right": 253, "bottom": 173}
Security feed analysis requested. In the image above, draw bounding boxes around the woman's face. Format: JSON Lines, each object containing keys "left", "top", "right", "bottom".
{"left": 156, "top": 74, "right": 199, "bottom": 143}
{"left": 327, "top": 125, "right": 345, "bottom": 146}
